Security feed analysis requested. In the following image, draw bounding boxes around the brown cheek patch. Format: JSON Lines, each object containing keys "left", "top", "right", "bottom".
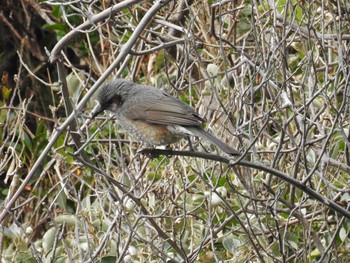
{"left": 113, "top": 94, "right": 123, "bottom": 107}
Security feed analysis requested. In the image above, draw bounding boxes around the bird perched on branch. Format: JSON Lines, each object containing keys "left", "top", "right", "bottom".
{"left": 91, "top": 79, "right": 239, "bottom": 155}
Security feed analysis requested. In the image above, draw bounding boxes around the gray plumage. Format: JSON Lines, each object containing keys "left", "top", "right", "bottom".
{"left": 92, "top": 79, "right": 240, "bottom": 155}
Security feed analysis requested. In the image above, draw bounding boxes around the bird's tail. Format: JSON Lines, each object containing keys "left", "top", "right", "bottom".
{"left": 186, "top": 127, "right": 240, "bottom": 156}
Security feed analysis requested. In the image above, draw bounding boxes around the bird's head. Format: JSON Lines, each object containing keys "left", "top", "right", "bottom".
{"left": 91, "top": 79, "right": 133, "bottom": 118}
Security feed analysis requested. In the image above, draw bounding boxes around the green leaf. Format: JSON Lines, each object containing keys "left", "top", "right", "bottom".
{"left": 42, "top": 227, "right": 58, "bottom": 253}
{"left": 42, "top": 23, "right": 67, "bottom": 32}
{"left": 96, "top": 256, "right": 118, "bottom": 263}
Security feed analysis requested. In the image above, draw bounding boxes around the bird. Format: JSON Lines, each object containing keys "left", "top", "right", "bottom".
{"left": 91, "top": 79, "right": 240, "bottom": 155}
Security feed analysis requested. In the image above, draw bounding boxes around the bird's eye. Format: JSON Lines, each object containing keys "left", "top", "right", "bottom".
{"left": 103, "top": 94, "right": 123, "bottom": 111}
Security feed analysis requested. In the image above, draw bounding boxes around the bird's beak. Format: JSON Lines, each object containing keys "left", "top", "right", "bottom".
{"left": 91, "top": 102, "right": 103, "bottom": 119}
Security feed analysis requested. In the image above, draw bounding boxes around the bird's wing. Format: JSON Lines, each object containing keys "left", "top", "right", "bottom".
{"left": 123, "top": 93, "right": 203, "bottom": 127}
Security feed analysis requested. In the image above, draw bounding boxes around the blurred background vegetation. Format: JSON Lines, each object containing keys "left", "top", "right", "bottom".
{"left": 0, "top": 0, "right": 350, "bottom": 262}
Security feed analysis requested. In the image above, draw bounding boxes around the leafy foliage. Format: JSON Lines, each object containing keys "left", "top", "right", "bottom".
{"left": 1, "top": 0, "right": 350, "bottom": 262}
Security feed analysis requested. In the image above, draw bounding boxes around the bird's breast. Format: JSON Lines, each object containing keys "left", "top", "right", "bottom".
{"left": 115, "top": 115, "right": 185, "bottom": 145}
